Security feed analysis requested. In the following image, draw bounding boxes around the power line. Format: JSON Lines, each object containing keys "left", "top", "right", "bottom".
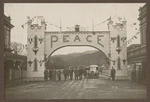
{"left": 94, "top": 17, "right": 111, "bottom": 27}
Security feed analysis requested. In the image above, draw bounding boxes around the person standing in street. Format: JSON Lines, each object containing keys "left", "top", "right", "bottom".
{"left": 67, "top": 68, "right": 69, "bottom": 79}
{"left": 131, "top": 68, "right": 136, "bottom": 82}
{"left": 83, "top": 68, "right": 87, "bottom": 78}
{"left": 110, "top": 67, "right": 116, "bottom": 81}
{"left": 69, "top": 68, "right": 73, "bottom": 80}
{"left": 79, "top": 67, "right": 83, "bottom": 80}
{"left": 74, "top": 68, "right": 79, "bottom": 80}
{"left": 63, "top": 68, "right": 68, "bottom": 81}
{"left": 57, "top": 69, "right": 61, "bottom": 81}
{"left": 44, "top": 69, "right": 49, "bottom": 81}
{"left": 49, "top": 69, "right": 52, "bottom": 80}
{"left": 138, "top": 66, "right": 142, "bottom": 83}
{"left": 52, "top": 68, "right": 56, "bottom": 81}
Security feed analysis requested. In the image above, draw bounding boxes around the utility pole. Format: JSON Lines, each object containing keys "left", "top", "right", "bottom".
{"left": 60, "top": 19, "right": 62, "bottom": 32}
{"left": 92, "top": 19, "right": 95, "bottom": 34}
{"left": 36, "top": 5, "right": 38, "bottom": 24}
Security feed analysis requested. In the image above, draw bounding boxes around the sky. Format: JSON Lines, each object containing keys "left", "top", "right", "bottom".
{"left": 4, "top": 3, "right": 145, "bottom": 55}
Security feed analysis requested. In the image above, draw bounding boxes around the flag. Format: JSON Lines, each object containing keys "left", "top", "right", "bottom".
{"left": 137, "top": 32, "right": 140, "bottom": 34}
{"left": 27, "top": 16, "right": 30, "bottom": 19}
{"left": 118, "top": 17, "right": 122, "bottom": 21}
{"left": 133, "top": 23, "right": 136, "bottom": 25}
{"left": 21, "top": 25, "right": 24, "bottom": 29}
{"left": 107, "top": 16, "right": 111, "bottom": 21}
{"left": 38, "top": 16, "right": 43, "bottom": 20}
{"left": 22, "top": 45, "right": 24, "bottom": 50}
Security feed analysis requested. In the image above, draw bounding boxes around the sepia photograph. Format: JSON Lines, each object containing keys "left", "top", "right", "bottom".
{"left": 4, "top": 3, "right": 147, "bottom": 99}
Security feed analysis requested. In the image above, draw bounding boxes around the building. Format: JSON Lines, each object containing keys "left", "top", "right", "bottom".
{"left": 138, "top": 4, "right": 147, "bottom": 45}
{"left": 127, "top": 4, "right": 147, "bottom": 83}
{"left": 4, "top": 15, "right": 27, "bottom": 86}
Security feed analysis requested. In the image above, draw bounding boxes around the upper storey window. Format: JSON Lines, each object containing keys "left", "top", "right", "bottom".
{"left": 4, "top": 25, "right": 10, "bottom": 48}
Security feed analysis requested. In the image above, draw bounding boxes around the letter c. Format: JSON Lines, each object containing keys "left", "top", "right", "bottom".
{"left": 86, "top": 35, "right": 92, "bottom": 42}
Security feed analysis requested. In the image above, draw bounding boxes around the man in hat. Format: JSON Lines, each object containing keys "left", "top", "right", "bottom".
{"left": 110, "top": 67, "right": 116, "bottom": 81}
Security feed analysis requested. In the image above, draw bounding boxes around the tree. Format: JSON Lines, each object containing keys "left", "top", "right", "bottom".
{"left": 11, "top": 42, "right": 26, "bottom": 55}
{"left": 46, "top": 57, "right": 66, "bottom": 69}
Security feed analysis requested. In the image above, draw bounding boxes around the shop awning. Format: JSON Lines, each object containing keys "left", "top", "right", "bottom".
{"left": 4, "top": 52, "right": 27, "bottom": 61}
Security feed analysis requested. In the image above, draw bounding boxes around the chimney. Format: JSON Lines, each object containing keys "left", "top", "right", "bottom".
{"left": 75, "top": 25, "right": 80, "bottom": 32}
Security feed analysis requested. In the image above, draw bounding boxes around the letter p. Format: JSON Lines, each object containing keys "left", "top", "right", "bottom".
{"left": 51, "top": 35, "right": 58, "bottom": 48}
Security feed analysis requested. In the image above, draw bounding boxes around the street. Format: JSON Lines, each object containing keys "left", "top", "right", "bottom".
{"left": 5, "top": 75, "right": 146, "bottom": 99}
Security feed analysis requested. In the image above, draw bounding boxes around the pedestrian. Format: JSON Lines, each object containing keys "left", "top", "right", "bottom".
{"left": 100, "top": 67, "right": 102, "bottom": 74}
{"left": 138, "top": 66, "right": 142, "bottom": 83}
{"left": 79, "top": 67, "right": 83, "bottom": 80}
{"left": 74, "top": 68, "right": 79, "bottom": 80}
{"left": 67, "top": 68, "right": 69, "bottom": 79}
{"left": 110, "top": 67, "right": 116, "bottom": 81}
{"left": 57, "top": 69, "right": 61, "bottom": 81}
{"left": 131, "top": 68, "right": 136, "bottom": 82}
{"left": 49, "top": 69, "right": 53, "bottom": 80}
{"left": 69, "top": 68, "right": 73, "bottom": 80}
{"left": 63, "top": 68, "right": 68, "bottom": 81}
{"left": 44, "top": 69, "right": 49, "bottom": 81}
{"left": 83, "top": 68, "right": 87, "bottom": 78}
{"left": 52, "top": 68, "right": 56, "bottom": 81}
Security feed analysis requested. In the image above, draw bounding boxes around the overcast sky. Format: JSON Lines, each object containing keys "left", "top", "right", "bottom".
{"left": 4, "top": 3, "right": 145, "bottom": 55}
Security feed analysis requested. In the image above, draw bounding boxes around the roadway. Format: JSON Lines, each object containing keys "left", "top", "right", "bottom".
{"left": 5, "top": 74, "right": 146, "bottom": 99}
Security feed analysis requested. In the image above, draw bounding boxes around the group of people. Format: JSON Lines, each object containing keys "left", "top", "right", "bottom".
{"left": 130, "top": 66, "right": 144, "bottom": 83}
{"left": 44, "top": 66, "right": 117, "bottom": 81}
{"left": 44, "top": 67, "right": 87, "bottom": 81}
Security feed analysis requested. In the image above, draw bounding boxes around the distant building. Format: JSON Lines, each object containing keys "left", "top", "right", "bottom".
{"left": 127, "top": 4, "right": 147, "bottom": 83}
{"left": 4, "top": 15, "right": 27, "bottom": 85}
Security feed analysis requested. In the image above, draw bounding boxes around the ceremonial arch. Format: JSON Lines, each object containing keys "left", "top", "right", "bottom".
{"left": 26, "top": 17, "right": 128, "bottom": 81}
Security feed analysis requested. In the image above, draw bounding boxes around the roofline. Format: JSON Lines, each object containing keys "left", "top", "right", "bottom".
{"left": 4, "top": 15, "right": 14, "bottom": 28}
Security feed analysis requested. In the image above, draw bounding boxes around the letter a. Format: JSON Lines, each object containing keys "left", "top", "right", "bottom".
{"left": 74, "top": 35, "right": 81, "bottom": 42}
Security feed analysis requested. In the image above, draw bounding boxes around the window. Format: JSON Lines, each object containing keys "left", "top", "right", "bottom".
{"left": 6, "top": 30, "right": 10, "bottom": 47}
{"left": 4, "top": 25, "right": 10, "bottom": 48}
{"left": 143, "top": 27, "right": 146, "bottom": 45}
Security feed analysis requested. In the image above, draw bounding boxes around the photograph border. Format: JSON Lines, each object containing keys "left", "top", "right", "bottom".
{"left": 0, "top": 0, "right": 149, "bottom": 102}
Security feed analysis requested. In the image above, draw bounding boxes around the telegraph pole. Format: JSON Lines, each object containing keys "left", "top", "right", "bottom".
{"left": 60, "top": 19, "right": 62, "bottom": 32}
{"left": 92, "top": 19, "right": 95, "bottom": 34}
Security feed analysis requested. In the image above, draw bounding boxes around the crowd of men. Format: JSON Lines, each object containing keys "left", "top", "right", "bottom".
{"left": 44, "top": 66, "right": 118, "bottom": 82}
{"left": 44, "top": 67, "right": 87, "bottom": 81}
{"left": 44, "top": 65, "right": 145, "bottom": 83}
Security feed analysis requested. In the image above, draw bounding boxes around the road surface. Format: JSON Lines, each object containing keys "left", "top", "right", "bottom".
{"left": 5, "top": 75, "right": 146, "bottom": 99}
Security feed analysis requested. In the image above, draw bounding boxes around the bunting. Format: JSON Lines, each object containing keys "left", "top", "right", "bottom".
{"left": 122, "top": 31, "right": 140, "bottom": 47}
